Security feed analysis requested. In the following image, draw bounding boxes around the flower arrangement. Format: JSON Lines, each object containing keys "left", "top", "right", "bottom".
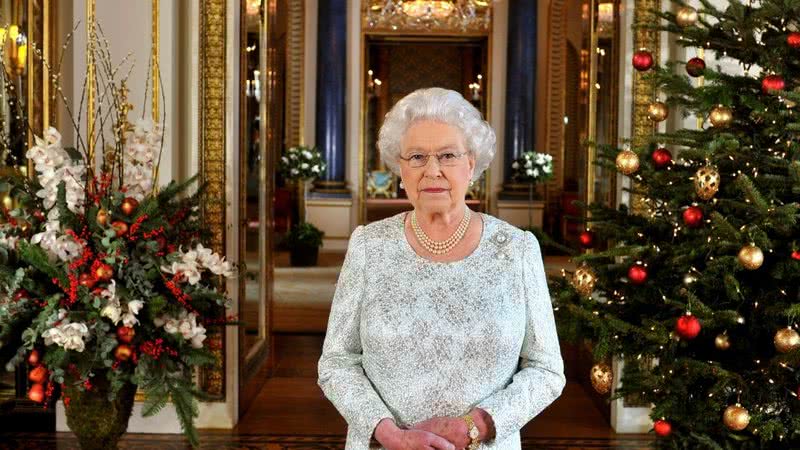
{"left": 278, "top": 145, "right": 327, "bottom": 181}
{"left": 0, "top": 38, "right": 235, "bottom": 447}
{"left": 511, "top": 151, "right": 554, "bottom": 184}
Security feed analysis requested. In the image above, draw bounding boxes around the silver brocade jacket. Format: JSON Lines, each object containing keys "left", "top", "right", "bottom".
{"left": 318, "top": 213, "right": 566, "bottom": 450}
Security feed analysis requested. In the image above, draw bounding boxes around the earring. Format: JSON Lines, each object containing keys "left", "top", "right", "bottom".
{"left": 469, "top": 180, "right": 474, "bottom": 187}
{"left": 399, "top": 181, "right": 405, "bottom": 189}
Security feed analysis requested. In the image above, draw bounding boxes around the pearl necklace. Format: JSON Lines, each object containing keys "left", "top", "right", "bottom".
{"left": 411, "top": 207, "right": 471, "bottom": 255}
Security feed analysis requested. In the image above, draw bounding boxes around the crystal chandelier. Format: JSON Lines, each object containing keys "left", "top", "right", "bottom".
{"left": 401, "top": 1, "right": 455, "bottom": 19}
{"left": 364, "top": 0, "right": 493, "bottom": 33}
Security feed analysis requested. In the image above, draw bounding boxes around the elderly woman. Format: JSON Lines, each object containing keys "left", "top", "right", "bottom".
{"left": 318, "top": 87, "right": 565, "bottom": 450}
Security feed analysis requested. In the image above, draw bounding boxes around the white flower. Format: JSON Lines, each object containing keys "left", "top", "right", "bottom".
{"left": 100, "top": 280, "right": 122, "bottom": 325}
{"left": 290, "top": 168, "right": 299, "bottom": 175}
{"left": 543, "top": 164, "right": 552, "bottom": 174}
{"left": 532, "top": 168, "right": 539, "bottom": 177}
{"left": 545, "top": 154, "right": 553, "bottom": 161}
{"left": 289, "top": 153, "right": 297, "bottom": 160}
{"left": 512, "top": 162, "right": 519, "bottom": 169}
{"left": 300, "top": 163, "right": 309, "bottom": 170}
{"left": 525, "top": 160, "right": 532, "bottom": 168}
{"left": 155, "top": 310, "right": 207, "bottom": 349}
{"left": 281, "top": 156, "right": 289, "bottom": 164}
{"left": 0, "top": 232, "right": 19, "bottom": 250}
{"left": 121, "top": 300, "right": 144, "bottom": 327}
{"left": 302, "top": 150, "right": 312, "bottom": 159}
{"left": 161, "top": 261, "right": 203, "bottom": 285}
{"left": 526, "top": 169, "right": 534, "bottom": 176}
{"left": 312, "top": 165, "right": 320, "bottom": 173}
{"left": 42, "top": 319, "right": 90, "bottom": 353}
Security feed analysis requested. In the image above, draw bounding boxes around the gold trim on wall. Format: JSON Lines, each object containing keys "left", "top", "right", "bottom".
{"left": 152, "top": 0, "right": 160, "bottom": 121}
{"left": 631, "top": 0, "right": 660, "bottom": 214}
{"left": 199, "top": 0, "right": 226, "bottom": 400}
{"left": 545, "top": 0, "right": 566, "bottom": 194}
{"left": 285, "top": 0, "right": 304, "bottom": 147}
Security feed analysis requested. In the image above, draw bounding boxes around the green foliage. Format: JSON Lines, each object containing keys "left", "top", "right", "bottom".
{"left": 286, "top": 221, "right": 325, "bottom": 248}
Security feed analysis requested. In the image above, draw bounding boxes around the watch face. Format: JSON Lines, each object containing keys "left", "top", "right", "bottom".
{"left": 469, "top": 428, "right": 479, "bottom": 439}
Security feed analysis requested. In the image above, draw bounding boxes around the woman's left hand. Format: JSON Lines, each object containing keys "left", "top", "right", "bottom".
{"left": 409, "top": 417, "right": 471, "bottom": 449}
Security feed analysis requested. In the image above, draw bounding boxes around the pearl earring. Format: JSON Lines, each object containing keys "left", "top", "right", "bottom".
{"left": 469, "top": 180, "right": 475, "bottom": 187}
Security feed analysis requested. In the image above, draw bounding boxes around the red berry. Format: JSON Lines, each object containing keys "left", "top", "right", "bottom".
{"left": 675, "top": 314, "right": 701, "bottom": 340}
{"left": 79, "top": 273, "right": 97, "bottom": 289}
{"left": 13, "top": 289, "right": 29, "bottom": 302}
{"left": 628, "top": 264, "right": 648, "bottom": 284}
{"left": 654, "top": 419, "right": 672, "bottom": 437}
{"left": 791, "top": 250, "right": 800, "bottom": 261}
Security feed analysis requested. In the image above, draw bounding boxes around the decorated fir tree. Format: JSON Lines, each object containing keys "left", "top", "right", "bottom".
{"left": 553, "top": 1, "right": 800, "bottom": 448}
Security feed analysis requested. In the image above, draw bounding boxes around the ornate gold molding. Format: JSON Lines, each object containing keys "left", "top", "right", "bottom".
{"left": 286, "top": 0, "right": 304, "bottom": 147}
{"left": 545, "top": 0, "right": 566, "bottom": 194}
{"left": 152, "top": 0, "right": 160, "bottom": 121}
{"left": 630, "top": 0, "right": 661, "bottom": 215}
{"left": 362, "top": 0, "right": 492, "bottom": 35}
{"left": 199, "top": 0, "right": 226, "bottom": 400}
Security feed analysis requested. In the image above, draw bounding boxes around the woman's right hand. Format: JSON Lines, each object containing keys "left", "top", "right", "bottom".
{"left": 375, "top": 419, "right": 456, "bottom": 450}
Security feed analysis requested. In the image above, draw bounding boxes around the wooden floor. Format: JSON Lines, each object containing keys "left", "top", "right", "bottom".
{"left": 0, "top": 334, "right": 653, "bottom": 449}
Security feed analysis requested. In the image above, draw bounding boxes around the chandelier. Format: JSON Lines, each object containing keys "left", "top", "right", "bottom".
{"left": 364, "top": 0, "right": 493, "bottom": 33}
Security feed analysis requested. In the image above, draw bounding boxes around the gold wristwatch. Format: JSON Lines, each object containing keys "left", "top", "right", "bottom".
{"left": 460, "top": 413, "right": 481, "bottom": 450}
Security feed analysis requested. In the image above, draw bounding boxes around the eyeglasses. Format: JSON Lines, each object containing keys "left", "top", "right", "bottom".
{"left": 398, "top": 151, "right": 468, "bottom": 168}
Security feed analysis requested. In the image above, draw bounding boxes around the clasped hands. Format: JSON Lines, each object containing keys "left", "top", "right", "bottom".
{"left": 375, "top": 408, "right": 495, "bottom": 450}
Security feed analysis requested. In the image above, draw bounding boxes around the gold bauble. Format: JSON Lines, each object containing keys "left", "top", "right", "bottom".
{"left": 715, "top": 333, "right": 731, "bottom": 350}
{"left": 572, "top": 265, "right": 597, "bottom": 297}
{"left": 648, "top": 102, "right": 669, "bottom": 122}
{"left": 121, "top": 197, "right": 139, "bottom": 216}
{"left": 676, "top": 7, "right": 699, "bottom": 27}
{"left": 694, "top": 165, "right": 720, "bottom": 200}
{"left": 709, "top": 105, "right": 733, "bottom": 128}
{"left": 774, "top": 327, "right": 800, "bottom": 353}
{"left": 96, "top": 208, "right": 109, "bottom": 227}
{"left": 590, "top": 363, "right": 613, "bottom": 395}
{"left": 615, "top": 150, "right": 640, "bottom": 175}
{"left": 737, "top": 244, "right": 764, "bottom": 270}
{"left": 723, "top": 404, "right": 750, "bottom": 431}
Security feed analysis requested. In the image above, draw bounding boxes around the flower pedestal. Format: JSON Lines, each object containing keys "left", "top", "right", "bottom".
{"left": 63, "top": 372, "right": 137, "bottom": 450}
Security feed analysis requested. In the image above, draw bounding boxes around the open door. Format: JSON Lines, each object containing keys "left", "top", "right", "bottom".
{"left": 237, "top": 0, "right": 275, "bottom": 417}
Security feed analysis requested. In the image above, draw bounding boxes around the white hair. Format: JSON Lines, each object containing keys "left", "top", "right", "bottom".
{"left": 377, "top": 87, "right": 496, "bottom": 182}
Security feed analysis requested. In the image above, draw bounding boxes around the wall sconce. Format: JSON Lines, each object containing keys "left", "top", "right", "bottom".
{"left": 246, "top": 0, "right": 262, "bottom": 16}
{"left": 468, "top": 74, "right": 482, "bottom": 101}
{"left": 367, "top": 69, "right": 382, "bottom": 98}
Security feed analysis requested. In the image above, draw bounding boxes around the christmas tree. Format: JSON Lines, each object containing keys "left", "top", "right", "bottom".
{"left": 553, "top": 1, "right": 800, "bottom": 448}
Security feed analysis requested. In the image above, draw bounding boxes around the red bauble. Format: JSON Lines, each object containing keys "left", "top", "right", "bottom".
{"left": 686, "top": 57, "right": 706, "bottom": 77}
{"left": 675, "top": 314, "right": 702, "bottom": 340}
{"left": 579, "top": 230, "right": 596, "bottom": 248}
{"left": 78, "top": 273, "right": 97, "bottom": 289}
{"left": 762, "top": 75, "right": 785, "bottom": 94}
{"left": 682, "top": 206, "right": 704, "bottom": 228}
{"left": 117, "top": 326, "right": 136, "bottom": 344}
{"left": 654, "top": 419, "right": 672, "bottom": 437}
{"left": 791, "top": 250, "right": 800, "bottom": 261}
{"left": 111, "top": 221, "right": 129, "bottom": 237}
{"left": 788, "top": 32, "right": 800, "bottom": 49}
{"left": 28, "top": 366, "right": 48, "bottom": 384}
{"left": 628, "top": 264, "right": 648, "bottom": 284}
{"left": 27, "top": 350, "right": 40, "bottom": 366}
{"left": 27, "top": 383, "right": 44, "bottom": 403}
{"left": 12, "top": 289, "right": 29, "bottom": 302}
{"left": 651, "top": 148, "right": 672, "bottom": 169}
{"left": 114, "top": 345, "right": 133, "bottom": 361}
{"left": 94, "top": 263, "right": 114, "bottom": 282}
{"left": 632, "top": 50, "right": 654, "bottom": 71}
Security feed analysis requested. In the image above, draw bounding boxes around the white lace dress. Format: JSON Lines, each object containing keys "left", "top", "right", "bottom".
{"left": 318, "top": 212, "right": 565, "bottom": 450}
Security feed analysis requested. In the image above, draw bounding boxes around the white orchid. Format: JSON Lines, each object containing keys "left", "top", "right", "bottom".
{"left": 42, "top": 314, "right": 90, "bottom": 353}
{"left": 155, "top": 310, "right": 207, "bottom": 349}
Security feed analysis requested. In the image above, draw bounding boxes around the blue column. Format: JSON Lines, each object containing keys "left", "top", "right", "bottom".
{"left": 314, "top": 0, "right": 349, "bottom": 194}
{"left": 504, "top": 0, "right": 537, "bottom": 187}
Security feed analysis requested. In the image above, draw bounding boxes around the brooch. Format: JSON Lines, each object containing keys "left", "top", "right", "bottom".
{"left": 490, "top": 230, "right": 511, "bottom": 260}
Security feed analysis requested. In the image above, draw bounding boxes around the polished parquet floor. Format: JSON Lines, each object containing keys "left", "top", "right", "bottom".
{"left": 0, "top": 333, "right": 654, "bottom": 449}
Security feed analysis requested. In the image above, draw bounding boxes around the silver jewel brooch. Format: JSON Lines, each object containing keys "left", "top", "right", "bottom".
{"left": 491, "top": 230, "right": 511, "bottom": 260}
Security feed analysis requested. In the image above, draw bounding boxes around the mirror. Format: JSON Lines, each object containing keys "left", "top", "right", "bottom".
{"left": 240, "top": 0, "right": 267, "bottom": 359}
